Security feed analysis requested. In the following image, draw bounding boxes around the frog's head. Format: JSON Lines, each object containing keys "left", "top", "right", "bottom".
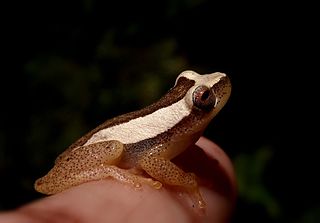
{"left": 172, "top": 70, "right": 231, "bottom": 133}
{"left": 177, "top": 70, "right": 231, "bottom": 115}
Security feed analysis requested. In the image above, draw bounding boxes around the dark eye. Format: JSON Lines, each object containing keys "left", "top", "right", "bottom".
{"left": 192, "top": 85, "right": 216, "bottom": 110}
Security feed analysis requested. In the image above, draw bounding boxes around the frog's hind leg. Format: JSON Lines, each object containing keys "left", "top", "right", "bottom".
{"left": 35, "top": 140, "right": 161, "bottom": 194}
{"left": 35, "top": 165, "right": 162, "bottom": 195}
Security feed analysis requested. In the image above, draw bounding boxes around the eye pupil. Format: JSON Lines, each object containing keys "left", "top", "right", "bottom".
{"left": 201, "top": 90, "right": 210, "bottom": 101}
{"left": 192, "top": 85, "right": 216, "bottom": 110}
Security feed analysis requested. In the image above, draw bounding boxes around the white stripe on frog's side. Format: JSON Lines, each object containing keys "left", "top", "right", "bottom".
{"left": 84, "top": 98, "right": 192, "bottom": 145}
{"left": 84, "top": 71, "right": 226, "bottom": 146}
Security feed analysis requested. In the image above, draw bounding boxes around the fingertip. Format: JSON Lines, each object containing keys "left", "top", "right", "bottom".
{"left": 196, "top": 137, "right": 237, "bottom": 197}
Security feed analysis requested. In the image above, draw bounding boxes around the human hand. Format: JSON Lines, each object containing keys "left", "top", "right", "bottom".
{"left": 0, "top": 137, "right": 236, "bottom": 223}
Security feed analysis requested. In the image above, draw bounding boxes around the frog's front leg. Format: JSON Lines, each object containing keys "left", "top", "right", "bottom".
{"left": 35, "top": 140, "right": 160, "bottom": 194}
{"left": 139, "top": 155, "right": 206, "bottom": 208}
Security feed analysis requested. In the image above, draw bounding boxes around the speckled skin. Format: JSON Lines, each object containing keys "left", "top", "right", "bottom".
{"left": 35, "top": 71, "right": 231, "bottom": 209}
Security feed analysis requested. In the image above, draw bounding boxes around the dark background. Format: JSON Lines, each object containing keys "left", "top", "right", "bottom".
{"left": 1, "top": 1, "right": 318, "bottom": 222}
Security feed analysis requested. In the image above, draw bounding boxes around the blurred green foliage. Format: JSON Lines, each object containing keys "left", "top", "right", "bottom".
{"left": 235, "top": 146, "right": 280, "bottom": 218}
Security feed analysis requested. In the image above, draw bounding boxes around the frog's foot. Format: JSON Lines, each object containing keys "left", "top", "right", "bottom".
{"left": 187, "top": 183, "right": 206, "bottom": 209}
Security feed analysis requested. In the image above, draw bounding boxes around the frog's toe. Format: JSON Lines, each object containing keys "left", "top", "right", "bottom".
{"left": 133, "top": 182, "right": 142, "bottom": 189}
{"left": 151, "top": 180, "right": 162, "bottom": 189}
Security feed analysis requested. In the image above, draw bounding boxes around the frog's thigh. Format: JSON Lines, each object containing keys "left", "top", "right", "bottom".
{"left": 60, "top": 140, "right": 124, "bottom": 166}
{"left": 36, "top": 140, "right": 125, "bottom": 194}
{"left": 55, "top": 139, "right": 125, "bottom": 164}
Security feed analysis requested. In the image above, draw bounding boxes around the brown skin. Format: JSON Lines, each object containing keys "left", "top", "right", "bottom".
{"left": 0, "top": 137, "right": 236, "bottom": 223}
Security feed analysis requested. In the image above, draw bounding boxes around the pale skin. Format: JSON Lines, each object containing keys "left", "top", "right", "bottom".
{"left": 0, "top": 137, "right": 236, "bottom": 223}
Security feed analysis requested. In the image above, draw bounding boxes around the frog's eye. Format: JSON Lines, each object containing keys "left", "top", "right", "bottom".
{"left": 192, "top": 85, "right": 216, "bottom": 110}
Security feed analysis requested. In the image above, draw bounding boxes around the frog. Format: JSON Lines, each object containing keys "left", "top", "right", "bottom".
{"left": 34, "top": 70, "right": 231, "bottom": 209}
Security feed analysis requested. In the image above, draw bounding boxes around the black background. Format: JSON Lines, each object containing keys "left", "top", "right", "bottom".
{"left": 1, "top": 1, "right": 318, "bottom": 222}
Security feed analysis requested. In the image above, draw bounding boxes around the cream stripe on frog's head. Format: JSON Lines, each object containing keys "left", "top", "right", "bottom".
{"left": 176, "top": 70, "right": 231, "bottom": 115}
{"left": 175, "top": 70, "right": 226, "bottom": 87}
